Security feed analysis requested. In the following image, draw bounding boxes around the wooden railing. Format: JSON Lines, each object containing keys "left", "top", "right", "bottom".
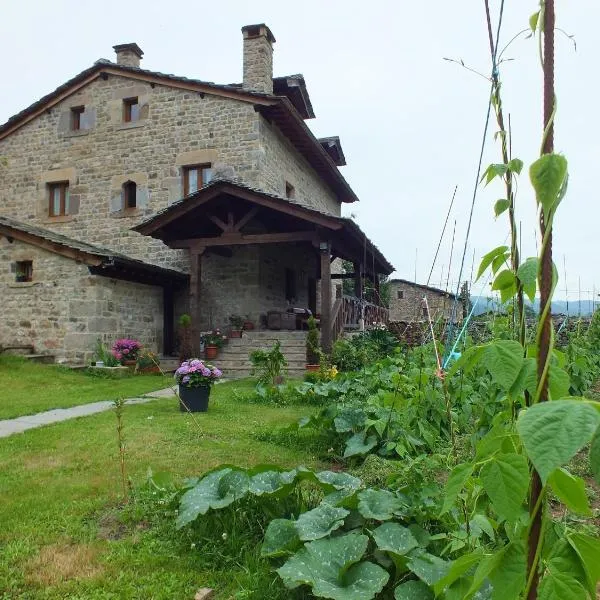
{"left": 330, "top": 295, "right": 390, "bottom": 344}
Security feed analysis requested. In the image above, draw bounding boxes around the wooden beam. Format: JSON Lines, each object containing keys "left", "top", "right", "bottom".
{"left": 320, "top": 243, "right": 332, "bottom": 353}
{"left": 208, "top": 214, "right": 229, "bottom": 232}
{"left": 353, "top": 261, "right": 363, "bottom": 300}
{"left": 189, "top": 248, "right": 204, "bottom": 355}
{"left": 169, "top": 231, "right": 317, "bottom": 249}
{"left": 233, "top": 206, "right": 259, "bottom": 232}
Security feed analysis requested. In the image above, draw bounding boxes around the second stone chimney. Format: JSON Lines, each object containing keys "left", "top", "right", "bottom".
{"left": 113, "top": 43, "right": 144, "bottom": 68}
{"left": 241, "top": 24, "right": 275, "bottom": 94}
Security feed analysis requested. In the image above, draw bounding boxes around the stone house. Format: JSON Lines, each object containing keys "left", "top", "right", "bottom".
{"left": 0, "top": 24, "right": 393, "bottom": 364}
{"left": 388, "top": 279, "right": 465, "bottom": 324}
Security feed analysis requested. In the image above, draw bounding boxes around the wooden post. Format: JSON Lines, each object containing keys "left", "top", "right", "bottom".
{"left": 353, "top": 261, "right": 363, "bottom": 300}
{"left": 320, "top": 242, "right": 332, "bottom": 353}
{"left": 162, "top": 286, "right": 174, "bottom": 356}
{"left": 374, "top": 274, "right": 381, "bottom": 306}
{"left": 189, "top": 247, "right": 204, "bottom": 355}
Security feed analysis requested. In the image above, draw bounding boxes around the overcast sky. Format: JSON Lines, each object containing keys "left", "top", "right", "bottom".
{"left": 1, "top": 1, "right": 595, "bottom": 300}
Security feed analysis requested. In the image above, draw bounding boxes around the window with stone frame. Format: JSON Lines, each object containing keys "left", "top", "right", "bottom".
{"left": 48, "top": 181, "right": 70, "bottom": 216}
{"left": 15, "top": 260, "right": 33, "bottom": 283}
{"left": 397, "top": 290, "right": 404, "bottom": 299}
{"left": 121, "top": 181, "right": 137, "bottom": 209}
{"left": 123, "top": 97, "right": 140, "bottom": 122}
{"left": 183, "top": 164, "right": 212, "bottom": 196}
{"left": 70, "top": 106, "right": 85, "bottom": 131}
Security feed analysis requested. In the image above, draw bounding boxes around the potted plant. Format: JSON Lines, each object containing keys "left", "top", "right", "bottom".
{"left": 306, "top": 316, "right": 321, "bottom": 372}
{"left": 243, "top": 315, "right": 255, "bottom": 331}
{"left": 136, "top": 350, "right": 161, "bottom": 374}
{"left": 201, "top": 330, "right": 227, "bottom": 360}
{"left": 175, "top": 359, "right": 223, "bottom": 412}
{"left": 177, "top": 314, "right": 193, "bottom": 362}
{"left": 228, "top": 315, "right": 244, "bottom": 338}
{"left": 112, "top": 338, "right": 142, "bottom": 367}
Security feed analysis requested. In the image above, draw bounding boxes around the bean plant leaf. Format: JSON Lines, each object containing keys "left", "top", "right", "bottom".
{"left": 530, "top": 10, "right": 540, "bottom": 32}
{"left": 433, "top": 550, "right": 483, "bottom": 595}
{"left": 589, "top": 425, "right": 600, "bottom": 485}
{"left": 371, "top": 522, "right": 419, "bottom": 556}
{"left": 538, "top": 569, "right": 587, "bottom": 600}
{"left": 316, "top": 471, "right": 363, "bottom": 492}
{"left": 394, "top": 580, "right": 434, "bottom": 599}
{"left": 261, "top": 519, "right": 301, "bottom": 557}
{"left": 548, "top": 468, "right": 591, "bottom": 516}
{"left": 548, "top": 365, "right": 571, "bottom": 401}
{"left": 358, "top": 489, "right": 403, "bottom": 521}
{"left": 529, "top": 153, "right": 569, "bottom": 220}
{"left": 517, "top": 399, "right": 600, "bottom": 483}
{"left": 482, "top": 340, "right": 524, "bottom": 391}
{"left": 477, "top": 246, "right": 508, "bottom": 280}
{"left": 494, "top": 199, "right": 510, "bottom": 218}
{"left": 508, "top": 158, "right": 524, "bottom": 174}
{"left": 344, "top": 432, "right": 378, "bottom": 458}
{"left": 488, "top": 541, "right": 526, "bottom": 600}
{"left": 517, "top": 257, "right": 539, "bottom": 302}
{"left": 277, "top": 533, "right": 389, "bottom": 600}
{"left": 481, "top": 163, "right": 508, "bottom": 185}
{"left": 567, "top": 532, "right": 600, "bottom": 586}
{"left": 441, "top": 462, "right": 474, "bottom": 514}
{"left": 295, "top": 503, "right": 349, "bottom": 541}
{"left": 480, "top": 453, "right": 529, "bottom": 522}
{"left": 406, "top": 550, "right": 450, "bottom": 586}
{"left": 177, "top": 468, "right": 249, "bottom": 528}
{"left": 491, "top": 269, "right": 515, "bottom": 291}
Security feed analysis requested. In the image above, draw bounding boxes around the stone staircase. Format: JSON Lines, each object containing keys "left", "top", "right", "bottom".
{"left": 0, "top": 344, "right": 55, "bottom": 364}
{"left": 214, "top": 331, "right": 307, "bottom": 379}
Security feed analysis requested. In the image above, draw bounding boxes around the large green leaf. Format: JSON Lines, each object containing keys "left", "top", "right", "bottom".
{"left": 295, "top": 503, "right": 349, "bottom": 541}
{"left": 548, "top": 365, "right": 571, "bottom": 401}
{"left": 316, "top": 471, "right": 363, "bottom": 492}
{"left": 538, "top": 569, "right": 587, "bottom": 600}
{"left": 508, "top": 158, "right": 524, "bottom": 175}
{"left": 517, "top": 399, "right": 600, "bottom": 483}
{"left": 249, "top": 469, "right": 297, "bottom": 496}
{"left": 548, "top": 468, "right": 592, "bottom": 516}
{"left": 477, "top": 246, "right": 509, "bottom": 280}
{"left": 480, "top": 453, "right": 529, "bottom": 522}
{"left": 517, "top": 257, "right": 539, "bottom": 302}
{"left": 590, "top": 425, "right": 600, "bottom": 485}
{"left": 334, "top": 408, "right": 367, "bottom": 433}
{"left": 394, "top": 580, "right": 433, "bottom": 599}
{"left": 261, "top": 519, "right": 301, "bottom": 557}
{"left": 482, "top": 340, "right": 524, "bottom": 391}
{"left": 406, "top": 550, "right": 450, "bottom": 586}
{"left": 371, "top": 522, "right": 419, "bottom": 556}
{"left": 529, "top": 153, "right": 568, "bottom": 220}
{"left": 488, "top": 541, "right": 526, "bottom": 600}
{"left": 358, "top": 489, "right": 403, "bottom": 521}
{"left": 441, "top": 462, "right": 474, "bottom": 514}
{"left": 433, "top": 550, "right": 482, "bottom": 595}
{"left": 568, "top": 532, "right": 600, "bottom": 586}
{"left": 344, "top": 431, "right": 378, "bottom": 458}
{"left": 177, "top": 468, "right": 249, "bottom": 528}
{"left": 277, "top": 533, "right": 389, "bottom": 600}
{"left": 494, "top": 199, "right": 510, "bottom": 218}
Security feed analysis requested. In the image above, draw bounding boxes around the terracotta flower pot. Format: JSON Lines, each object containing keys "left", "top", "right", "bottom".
{"left": 205, "top": 345, "right": 218, "bottom": 360}
{"left": 229, "top": 330, "right": 242, "bottom": 339}
{"left": 306, "top": 364, "right": 320, "bottom": 372}
{"left": 243, "top": 321, "right": 255, "bottom": 331}
{"left": 123, "top": 359, "right": 137, "bottom": 369}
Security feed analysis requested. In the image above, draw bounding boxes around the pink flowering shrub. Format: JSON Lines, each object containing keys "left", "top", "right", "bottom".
{"left": 112, "top": 338, "right": 142, "bottom": 364}
{"left": 175, "top": 359, "right": 223, "bottom": 388}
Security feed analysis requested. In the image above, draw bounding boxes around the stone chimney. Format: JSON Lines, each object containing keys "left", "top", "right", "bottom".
{"left": 241, "top": 24, "right": 275, "bottom": 94}
{"left": 112, "top": 43, "right": 144, "bottom": 68}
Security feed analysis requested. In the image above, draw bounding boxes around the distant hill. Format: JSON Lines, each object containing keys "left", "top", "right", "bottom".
{"left": 471, "top": 297, "right": 596, "bottom": 317}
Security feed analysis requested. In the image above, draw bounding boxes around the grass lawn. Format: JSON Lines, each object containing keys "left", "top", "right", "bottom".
{"left": 0, "top": 377, "right": 322, "bottom": 599}
{"left": 0, "top": 356, "right": 174, "bottom": 420}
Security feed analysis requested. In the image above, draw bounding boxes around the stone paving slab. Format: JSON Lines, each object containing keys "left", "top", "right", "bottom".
{"left": 0, "top": 387, "right": 177, "bottom": 439}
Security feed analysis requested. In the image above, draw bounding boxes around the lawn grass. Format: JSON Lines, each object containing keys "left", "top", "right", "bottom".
{"left": 0, "top": 377, "right": 323, "bottom": 599}
{"left": 0, "top": 355, "right": 173, "bottom": 419}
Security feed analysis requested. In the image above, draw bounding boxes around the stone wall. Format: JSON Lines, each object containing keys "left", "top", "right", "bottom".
{"left": 388, "top": 280, "right": 464, "bottom": 323}
{"left": 0, "top": 238, "right": 163, "bottom": 364}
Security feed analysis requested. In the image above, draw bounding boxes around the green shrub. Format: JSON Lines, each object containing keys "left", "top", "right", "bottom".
{"left": 306, "top": 317, "right": 320, "bottom": 365}
{"left": 250, "top": 341, "right": 287, "bottom": 385}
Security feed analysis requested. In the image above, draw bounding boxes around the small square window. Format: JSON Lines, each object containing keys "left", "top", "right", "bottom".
{"left": 48, "top": 181, "right": 70, "bottom": 216}
{"left": 183, "top": 164, "right": 212, "bottom": 196}
{"left": 285, "top": 181, "right": 295, "bottom": 199}
{"left": 123, "top": 97, "right": 140, "bottom": 122}
{"left": 15, "top": 261, "right": 33, "bottom": 283}
{"left": 70, "top": 106, "right": 85, "bottom": 130}
{"left": 397, "top": 290, "right": 404, "bottom": 300}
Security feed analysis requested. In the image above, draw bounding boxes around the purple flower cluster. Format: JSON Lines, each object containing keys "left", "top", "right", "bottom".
{"left": 112, "top": 338, "right": 142, "bottom": 363}
{"left": 175, "top": 358, "right": 223, "bottom": 388}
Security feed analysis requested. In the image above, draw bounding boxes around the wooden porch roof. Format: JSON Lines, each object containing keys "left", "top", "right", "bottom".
{"left": 132, "top": 179, "right": 394, "bottom": 275}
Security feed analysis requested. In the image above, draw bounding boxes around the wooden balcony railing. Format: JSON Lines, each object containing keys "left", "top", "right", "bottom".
{"left": 331, "top": 295, "right": 390, "bottom": 344}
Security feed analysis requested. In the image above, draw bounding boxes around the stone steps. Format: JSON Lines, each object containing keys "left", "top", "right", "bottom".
{"left": 1, "top": 344, "right": 55, "bottom": 364}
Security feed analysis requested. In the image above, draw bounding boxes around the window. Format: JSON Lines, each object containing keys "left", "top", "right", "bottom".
{"left": 183, "top": 164, "right": 212, "bottom": 196}
{"left": 285, "top": 268, "right": 297, "bottom": 302}
{"left": 15, "top": 261, "right": 33, "bottom": 283}
{"left": 48, "top": 182, "right": 70, "bottom": 216}
{"left": 70, "top": 106, "right": 85, "bottom": 131}
{"left": 285, "top": 181, "right": 295, "bottom": 199}
{"left": 397, "top": 290, "right": 404, "bottom": 300}
{"left": 122, "top": 181, "right": 137, "bottom": 209}
{"left": 123, "top": 97, "right": 140, "bottom": 122}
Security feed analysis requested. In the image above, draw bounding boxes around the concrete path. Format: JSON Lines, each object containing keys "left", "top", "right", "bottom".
{"left": 0, "top": 386, "right": 177, "bottom": 439}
